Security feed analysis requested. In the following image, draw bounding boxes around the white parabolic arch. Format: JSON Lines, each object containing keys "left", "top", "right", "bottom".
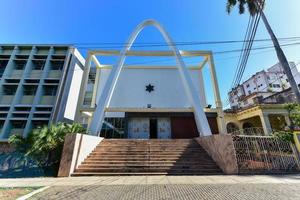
{"left": 89, "top": 19, "right": 212, "bottom": 137}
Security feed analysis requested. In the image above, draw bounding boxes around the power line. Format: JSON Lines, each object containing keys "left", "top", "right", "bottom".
{"left": 231, "top": 16, "right": 252, "bottom": 88}
{"left": 233, "top": 12, "right": 261, "bottom": 87}
{"left": 72, "top": 36, "right": 300, "bottom": 48}
{"left": 120, "top": 41, "right": 300, "bottom": 66}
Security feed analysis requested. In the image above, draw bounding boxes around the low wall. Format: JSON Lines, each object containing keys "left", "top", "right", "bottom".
{"left": 0, "top": 141, "right": 15, "bottom": 153}
{"left": 58, "top": 133, "right": 104, "bottom": 177}
{"left": 195, "top": 134, "right": 238, "bottom": 174}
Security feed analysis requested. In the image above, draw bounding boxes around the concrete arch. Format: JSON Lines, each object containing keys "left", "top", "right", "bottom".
{"left": 89, "top": 19, "right": 212, "bottom": 136}
{"left": 226, "top": 122, "right": 239, "bottom": 134}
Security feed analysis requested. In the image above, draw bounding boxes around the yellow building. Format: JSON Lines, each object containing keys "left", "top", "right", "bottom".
{"left": 224, "top": 104, "right": 291, "bottom": 135}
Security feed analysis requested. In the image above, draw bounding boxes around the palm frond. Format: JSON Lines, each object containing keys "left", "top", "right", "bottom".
{"left": 226, "top": 0, "right": 265, "bottom": 16}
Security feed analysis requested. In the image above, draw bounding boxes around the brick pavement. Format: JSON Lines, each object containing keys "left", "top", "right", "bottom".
{"left": 31, "top": 183, "right": 300, "bottom": 200}
{"left": 1, "top": 175, "right": 300, "bottom": 200}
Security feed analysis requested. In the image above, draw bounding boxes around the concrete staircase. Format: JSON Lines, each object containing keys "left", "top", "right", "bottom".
{"left": 72, "top": 139, "right": 223, "bottom": 176}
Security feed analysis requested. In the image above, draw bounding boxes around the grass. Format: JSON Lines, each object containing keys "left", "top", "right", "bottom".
{"left": 0, "top": 187, "right": 40, "bottom": 200}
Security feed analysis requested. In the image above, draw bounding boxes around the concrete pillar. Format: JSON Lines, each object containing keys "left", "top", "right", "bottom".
{"left": 259, "top": 113, "right": 272, "bottom": 135}
{"left": 74, "top": 53, "right": 92, "bottom": 122}
{"left": 207, "top": 54, "right": 226, "bottom": 134}
{"left": 284, "top": 115, "right": 291, "bottom": 126}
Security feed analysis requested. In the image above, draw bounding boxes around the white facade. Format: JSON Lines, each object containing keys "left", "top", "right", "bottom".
{"left": 96, "top": 67, "right": 207, "bottom": 112}
{"left": 229, "top": 62, "right": 300, "bottom": 109}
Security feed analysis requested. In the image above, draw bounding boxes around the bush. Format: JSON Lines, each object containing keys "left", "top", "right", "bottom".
{"left": 273, "top": 131, "right": 294, "bottom": 143}
{"left": 8, "top": 122, "right": 86, "bottom": 176}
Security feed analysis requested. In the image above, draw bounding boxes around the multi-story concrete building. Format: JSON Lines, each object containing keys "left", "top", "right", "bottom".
{"left": 0, "top": 45, "right": 84, "bottom": 139}
{"left": 228, "top": 62, "right": 300, "bottom": 109}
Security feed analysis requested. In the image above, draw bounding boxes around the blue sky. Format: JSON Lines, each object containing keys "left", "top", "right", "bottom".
{"left": 1, "top": 0, "right": 300, "bottom": 107}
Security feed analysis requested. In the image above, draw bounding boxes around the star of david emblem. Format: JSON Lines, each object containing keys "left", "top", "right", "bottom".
{"left": 145, "top": 84, "right": 154, "bottom": 93}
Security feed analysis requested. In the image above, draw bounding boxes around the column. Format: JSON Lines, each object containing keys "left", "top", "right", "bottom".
{"left": 259, "top": 113, "right": 272, "bottom": 135}
{"left": 74, "top": 53, "right": 92, "bottom": 123}
{"left": 208, "top": 54, "right": 227, "bottom": 134}
{"left": 284, "top": 114, "right": 291, "bottom": 126}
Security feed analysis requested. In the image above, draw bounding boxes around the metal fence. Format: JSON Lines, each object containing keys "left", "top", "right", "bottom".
{"left": 230, "top": 127, "right": 268, "bottom": 136}
{"left": 232, "top": 135, "right": 300, "bottom": 174}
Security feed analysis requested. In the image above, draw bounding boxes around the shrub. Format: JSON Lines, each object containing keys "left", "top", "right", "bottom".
{"left": 8, "top": 122, "right": 86, "bottom": 176}
{"left": 273, "top": 131, "right": 294, "bottom": 143}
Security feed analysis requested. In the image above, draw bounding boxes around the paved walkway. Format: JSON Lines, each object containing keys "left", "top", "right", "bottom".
{"left": 1, "top": 175, "right": 300, "bottom": 199}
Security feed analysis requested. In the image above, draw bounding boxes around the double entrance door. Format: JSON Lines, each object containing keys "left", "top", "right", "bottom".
{"left": 128, "top": 118, "right": 171, "bottom": 139}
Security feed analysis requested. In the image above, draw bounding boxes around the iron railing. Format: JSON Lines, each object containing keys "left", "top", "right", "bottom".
{"left": 230, "top": 127, "right": 270, "bottom": 136}
{"left": 232, "top": 135, "right": 300, "bottom": 174}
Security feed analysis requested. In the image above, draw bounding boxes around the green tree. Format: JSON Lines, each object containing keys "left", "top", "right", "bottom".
{"left": 8, "top": 123, "right": 86, "bottom": 174}
{"left": 226, "top": 0, "right": 300, "bottom": 103}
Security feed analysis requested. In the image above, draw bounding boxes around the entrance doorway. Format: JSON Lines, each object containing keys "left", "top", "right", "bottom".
{"left": 127, "top": 116, "right": 171, "bottom": 139}
{"left": 149, "top": 119, "right": 158, "bottom": 138}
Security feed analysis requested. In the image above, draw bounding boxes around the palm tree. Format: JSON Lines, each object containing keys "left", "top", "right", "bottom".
{"left": 9, "top": 123, "right": 86, "bottom": 169}
{"left": 226, "top": 0, "right": 300, "bottom": 103}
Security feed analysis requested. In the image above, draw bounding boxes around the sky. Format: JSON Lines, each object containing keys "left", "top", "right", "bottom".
{"left": 0, "top": 0, "right": 300, "bottom": 107}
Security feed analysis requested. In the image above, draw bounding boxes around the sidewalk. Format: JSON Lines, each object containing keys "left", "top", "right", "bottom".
{"left": 1, "top": 175, "right": 300, "bottom": 187}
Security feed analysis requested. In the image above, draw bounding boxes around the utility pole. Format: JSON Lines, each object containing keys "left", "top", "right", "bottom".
{"left": 256, "top": 1, "right": 300, "bottom": 103}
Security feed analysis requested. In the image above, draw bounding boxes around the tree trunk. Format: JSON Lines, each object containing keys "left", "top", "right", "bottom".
{"left": 260, "top": 11, "right": 300, "bottom": 103}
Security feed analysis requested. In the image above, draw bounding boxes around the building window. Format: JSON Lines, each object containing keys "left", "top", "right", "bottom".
{"left": 286, "top": 79, "right": 289, "bottom": 82}
{"left": 88, "top": 70, "right": 96, "bottom": 84}
{"left": 11, "top": 120, "right": 26, "bottom": 129}
{"left": 0, "top": 120, "right": 4, "bottom": 129}
{"left": 43, "top": 85, "right": 57, "bottom": 96}
{"left": 14, "top": 60, "right": 27, "bottom": 70}
{"left": 269, "top": 84, "right": 272, "bottom": 88}
{"left": 32, "top": 120, "right": 49, "bottom": 129}
{"left": 246, "top": 84, "right": 250, "bottom": 88}
{"left": 83, "top": 92, "right": 92, "bottom": 106}
{"left": 50, "top": 60, "right": 64, "bottom": 70}
{"left": 248, "top": 90, "right": 251, "bottom": 94}
{"left": 3, "top": 85, "right": 18, "bottom": 95}
{"left": 0, "top": 56, "right": 9, "bottom": 78}
{"left": 273, "top": 84, "right": 280, "bottom": 88}
{"left": 23, "top": 85, "right": 38, "bottom": 95}
{"left": 100, "top": 118, "right": 125, "bottom": 138}
{"left": 32, "top": 60, "right": 46, "bottom": 70}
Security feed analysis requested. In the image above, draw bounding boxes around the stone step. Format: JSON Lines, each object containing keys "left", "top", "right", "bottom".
{"left": 86, "top": 155, "right": 213, "bottom": 160}
{"left": 72, "top": 138, "right": 223, "bottom": 176}
{"left": 95, "top": 146, "right": 203, "bottom": 150}
{"left": 90, "top": 151, "right": 207, "bottom": 155}
{"left": 71, "top": 171, "right": 223, "bottom": 176}
{"left": 85, "top": 158, "right": 214, "bottom": 162}
{"left": 101, "top": 139, "right": 194, "bottom": 142}
{"left": 81, "top": 160, "right": 217, "bottom": 164}
{"left": 78, "top": 164, "right": 219, "bottom": 168}
{"left": 74, "top": 168, "right": 222, "bottom": 173}
{"left": 95, "top": 146, "right": 204, "bottom": 149}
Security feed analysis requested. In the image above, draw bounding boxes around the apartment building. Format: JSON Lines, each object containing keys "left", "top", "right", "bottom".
{"left": 228, "top": 62, "right": 300, "bottom": 109}
{"left": 0, "top": 45, "right": 84, "bottom": 139}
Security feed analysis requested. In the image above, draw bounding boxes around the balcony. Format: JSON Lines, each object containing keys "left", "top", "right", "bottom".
{"left": 0, "top": 95, "right": 14, "bottom": 104}
{"left": 20, "top": 95, "right": 35, "bottom": 104}
{"left": 11, "top": 70, "right": 24, "bottom": 78}
{"left": 29, "top": 70, "right": 43, "bottom": 79}
{"left": 40, "top": 96, "right": 55, "bottom": 105}
{"left": 48, "top": 70, "right": 61, "bottom": 79}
